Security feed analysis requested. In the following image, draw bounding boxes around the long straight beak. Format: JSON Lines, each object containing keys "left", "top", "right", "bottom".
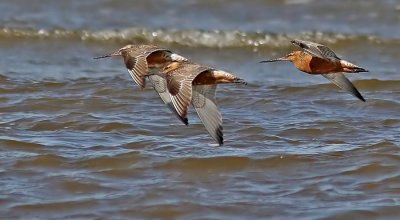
{"left": 93, "top": 50, "right": 121, "bottom": 59}
{"left": 259, "top": 57, "right": 289, "bottom": 63}
{"left": 93, "top": 54, "right": 111, "bottom": 59}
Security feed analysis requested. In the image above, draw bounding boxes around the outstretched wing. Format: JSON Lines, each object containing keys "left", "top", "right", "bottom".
{"left": 291, "top": 39, "right": 340, "bottom": 61}
{"left": 192, "top": 84, "right": 223, "bottom": 145}
{"left": 166, "top": 64, "right": 210, "bottom": 120}
{"left": 148, "top": 74, "right": 188, "bottom": 125}
{"left": 124, "top": 55, "right": 148, "bottom": 89}
{"left": 123, "top": 46, "right": 168, "bottom": 89}
{"left": 322, "top": 73, "right": 365, "bottom": 102}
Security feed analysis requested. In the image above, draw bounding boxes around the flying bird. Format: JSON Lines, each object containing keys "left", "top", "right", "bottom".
{"left": 159, "top": 61, "right": 247, "bottom": 145}
{"left": 94, "top": 45, "right": 189, "bottom": 124}
{"left": 261, "top": 39, "right": 368, "bottom": 102}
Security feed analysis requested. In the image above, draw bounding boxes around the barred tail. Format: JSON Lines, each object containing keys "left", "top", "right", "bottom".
{"left": 213, "top": 70, "right": 247, "bottom": 85}
{"left": 340, "top": 60, "right": 368, "bottom": 73}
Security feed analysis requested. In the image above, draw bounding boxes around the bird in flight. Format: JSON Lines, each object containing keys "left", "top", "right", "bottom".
{"left": 261, "top": 39, "right": 368, "bottom": 102}
{"left": 159, "top": 61, "right": 247, "bottom": 145}
{"left": 94, "top": 45, "right": 189, "bottom": 124}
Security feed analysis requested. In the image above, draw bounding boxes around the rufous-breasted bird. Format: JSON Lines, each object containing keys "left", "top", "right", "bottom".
{"left": 261, "top": 39, "right": 368, "bottom": 102}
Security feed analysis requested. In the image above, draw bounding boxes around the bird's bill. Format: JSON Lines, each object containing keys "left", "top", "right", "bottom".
{"left": 93, "top": 50, "right": 121, "bottom": 59}
{"left": 259, "top": 56, "right": 289, "bottom": 63}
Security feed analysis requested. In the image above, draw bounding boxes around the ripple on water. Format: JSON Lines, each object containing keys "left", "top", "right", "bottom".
{"left": 0, "top": 139, "right": 45, "bottom": 150}
{"left": 341, "top": 162, "right": 398, "bottom": 177}
{"left": 278, "top": 127, "right": 325, "bottom": 138}
{"left": 10, "top": 199, "right": 100, "bottom": 218}
{"left": 155, "top": 154, "right": 318, "bottom": 174}
{"left": 323, "top": 206, "right": 400, "bottom": 220}
{"left": 56, "top": 179, "right": 114, "bottom": 194}
{"left": 13, "top": 154, "right": 66, "bottom": 170}
{"left": 72, "top": 151, "right": 143, "bottom": 171}
{"left": 382, "top": 119, "right": 400, "bottom": 127}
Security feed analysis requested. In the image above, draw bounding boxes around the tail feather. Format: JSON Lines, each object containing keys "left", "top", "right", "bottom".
{"left": 234, "top": 78, "right": 248, "bottom": 85}
{"left": 340, "top": 60, "right": 368, "bottom": 73}
{"left": 351, "top": 66, "right": 369, "bottom": 73}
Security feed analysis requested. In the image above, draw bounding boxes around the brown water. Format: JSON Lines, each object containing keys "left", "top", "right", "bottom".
{"left": 0, "top": 1, "right": 400, "bottom": 219}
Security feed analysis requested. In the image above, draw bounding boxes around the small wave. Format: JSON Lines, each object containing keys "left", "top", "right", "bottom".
{"left": 356, "top": 79, "right": 400, "bottom": 91}
{"left": 13, "top": 154, "right": 66, "bottom": 169}
{"left": 274, "top": 79, "right": 400, "bottom": 93}
{"left": 1, "top": 27, "right": 399, "bottom": 48}
{"left": 0, "top": 139, "right": 45, "bottom": 149}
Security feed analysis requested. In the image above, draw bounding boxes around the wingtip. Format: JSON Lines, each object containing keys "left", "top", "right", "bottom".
{"left": 290, "top": 39, "right": 299, "bottom": 45}
{"left": 290, "top": 39, "right": 308, "bottom": 49}
{"left": 356, "top": 67, "right": 369, "bottom": 73}
{"left": 361, "top": 67, "right": 369, "bottom": 72}
{"left": 217, "top": 137, "right": 224, "bottom": 146}
{"left": 217, "top": 125, "right": 223, "bottom": 146}
{"left": 354, "top": 91, "right": 366, "bottom": 102}
{"left": 177, "top": 115, "right": 189, "bottom": 125}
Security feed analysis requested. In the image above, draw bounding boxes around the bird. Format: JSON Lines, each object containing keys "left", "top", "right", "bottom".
{"left": 93, "top": 44, "right": 189, "bottom": 124}
{"left": 158, "top": 61, "right": 247, "bottom": 146}
{"left": 260, "top": 39, "right": 368, "bottom": 102}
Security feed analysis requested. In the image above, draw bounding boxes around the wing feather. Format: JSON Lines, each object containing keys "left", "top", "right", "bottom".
{"left": 125, "top": 55, "right": 148, "bottom": 88}
{"left": 148, "top": 74, "right": 188, "bottom": 125}
{"left": 322, "top": 73, "right": 366, "bottom": 102}
{"left": 166, "top": 64, "right": 210, "bottom": 119}
{"left": 291, "top": 39, "right": 340, "bottom": 61}
{"left": 192, "top": 85, "right": 223, "bottom": 145}
{"left": 123, "top": 46, "right": 170, "bottom": 88}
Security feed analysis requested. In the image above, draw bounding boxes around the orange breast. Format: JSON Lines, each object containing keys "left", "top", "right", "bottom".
{"left": 293, "top": 54, "right": 341, "bottom": 75}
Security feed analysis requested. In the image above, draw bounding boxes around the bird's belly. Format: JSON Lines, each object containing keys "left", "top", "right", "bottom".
{"left": 308, "top": 58, "right": 340, "bottom": 74}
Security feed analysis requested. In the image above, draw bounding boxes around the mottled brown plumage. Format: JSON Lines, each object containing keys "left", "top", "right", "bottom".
{"left": 160, "top": 61, "right": 246, "bottom": 145}
{"left": 94, "top": 44, "right": 189, "bottom": 124}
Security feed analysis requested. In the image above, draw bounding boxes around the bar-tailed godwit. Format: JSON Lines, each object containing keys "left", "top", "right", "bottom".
{"left": 261, "top": 39, "right": 368, "bottom": 102}
{"left": 158, "top": 61, "right": 247, "bottom": 145}
{"left": 94, "top": 45, "right": 189, "bottom": 124}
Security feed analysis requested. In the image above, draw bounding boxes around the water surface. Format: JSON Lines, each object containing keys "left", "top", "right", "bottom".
{"left": 0, "top": 1, "right": 399, "bottom": 219}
